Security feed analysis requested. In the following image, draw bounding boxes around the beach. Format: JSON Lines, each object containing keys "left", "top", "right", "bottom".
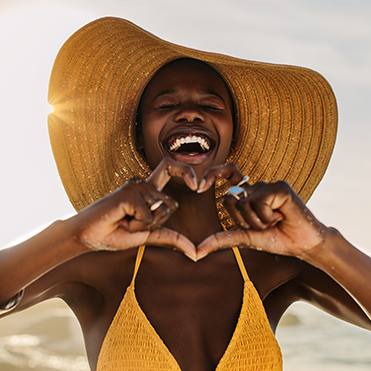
{"left": 277, "top": 302, "right": 371, "bottom": 371}
{"left": 1, "top": 299, "right": 370, "bottom": 371}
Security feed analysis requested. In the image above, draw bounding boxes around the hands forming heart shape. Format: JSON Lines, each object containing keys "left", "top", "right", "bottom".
{"left": 76, "top": 158, "right": 327, "bottom": 262}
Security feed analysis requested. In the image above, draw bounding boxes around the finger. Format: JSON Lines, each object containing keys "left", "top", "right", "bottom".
{"left": 101, "top": 227, "right": 196, "bottom": 260}
{"left": 139, "top": 185, "right": 179, "bottom": 215}
{"left": 237, "top": 198, "right": 271, "bottom": 230}
{"left": 142, "top": 187, "right": 179, "bottom": 229}
{"left": 222, "top": 195, "right": 251, "bottom": 229}
{"left": 147, "top": 158, "right": 198, "bottom": 192}
{"left": 117, "top": 197, "right": 154, "bottom": 232}
{"left": 224, "top": 182, "right": 278, "bottom": 229}
{"left": 146, "top": 227, "right": 197, "bottom": 261}
{"left": 198, "top": 163, "right": 244, "bottom": 193}
{"left": 239, "top": 183, "right": 285, "bottom": 227}
{"left": 119, "top": 180, "right": 179, "bottom": 231}
{"left": 247, "top": 198, "right": 284, "bottom": 227}
{"left": 146, "top": 202, "right": 173, "bottom": 230}
{"left": 222, "top": 182, "right": 268, "bottom": 229}
{"left": 197, "top": 229, "right": 252, "bottom": 260}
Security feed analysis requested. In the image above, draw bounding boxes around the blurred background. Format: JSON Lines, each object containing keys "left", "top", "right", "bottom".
{"left": 0, "top": 0, "right": 370, "bottom": 370}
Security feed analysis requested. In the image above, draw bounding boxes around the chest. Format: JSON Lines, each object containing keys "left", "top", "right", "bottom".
{"left": 81, "top": 247, "right": 297, "bottom": 370}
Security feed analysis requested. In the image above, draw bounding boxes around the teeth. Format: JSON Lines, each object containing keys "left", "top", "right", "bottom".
{"left": 169, "top": 134, "right": 210, "bottom": 152}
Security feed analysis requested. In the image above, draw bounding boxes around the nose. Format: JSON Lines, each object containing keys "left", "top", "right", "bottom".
{"left": 174, "top": 104, "right": 205, "bottom": 123}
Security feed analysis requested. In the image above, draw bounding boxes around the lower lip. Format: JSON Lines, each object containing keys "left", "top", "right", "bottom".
{"left": 169, "top": 151, "right": 210, "bottom": 165}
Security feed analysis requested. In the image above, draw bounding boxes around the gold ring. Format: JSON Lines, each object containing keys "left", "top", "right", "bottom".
{"left": 150, "top": 200, "right": 164, "bottom": 212}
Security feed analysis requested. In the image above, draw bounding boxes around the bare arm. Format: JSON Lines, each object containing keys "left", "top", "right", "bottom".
{"left": 0, "top": 158, "right": 197, "bottom": 315}
{"left": 298, "top": 227, "right": 371, "bottom": 327}
{"left": 0, "top": 218, "right": 86, "bottom": 312}
{"left": 197, "top": 164, "right": 371, "bottom": 328}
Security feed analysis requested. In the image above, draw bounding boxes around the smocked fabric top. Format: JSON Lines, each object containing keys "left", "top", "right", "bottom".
{"left": 96, "top": 246, "right": 282, "bottom": 370}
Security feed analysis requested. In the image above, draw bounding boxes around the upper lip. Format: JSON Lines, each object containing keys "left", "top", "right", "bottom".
{"left": 162, "top": 127, "right": 216, "bottom": 153}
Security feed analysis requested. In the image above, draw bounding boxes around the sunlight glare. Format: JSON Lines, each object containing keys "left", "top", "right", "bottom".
{"left": 46, "top": 102, "right": 54, "bottom": 116}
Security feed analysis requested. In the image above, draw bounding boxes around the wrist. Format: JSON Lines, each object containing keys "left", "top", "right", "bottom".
{"left": 298, "top": 226, "right": 345, "bottom": 268}
{"left": 53, "top": 217, "right": 92, "bottom": 254}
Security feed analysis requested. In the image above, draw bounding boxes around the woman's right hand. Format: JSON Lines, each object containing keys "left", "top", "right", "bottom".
{"left": 0, "top": 159, "right": 196, "bottom": 309}
{"left": 73, "top": 158, "right": 198, "bottom": 259}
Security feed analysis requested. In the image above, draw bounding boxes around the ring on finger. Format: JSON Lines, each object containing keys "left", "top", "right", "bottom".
{"left": 237, "top": 175, "right": 249, "bottom": 187}
{"left": 227, "top": 175, "right": 249, "bottom": 200}
{"left": 227, "top": 186, "right": 246, "bottom": 200}
{"left": 150, "top": 200, "right": 164, "bottom": 212}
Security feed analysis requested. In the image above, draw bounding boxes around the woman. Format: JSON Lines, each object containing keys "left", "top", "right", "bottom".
{"left": 1, "top": 17, "right": 371, "bottom": 371}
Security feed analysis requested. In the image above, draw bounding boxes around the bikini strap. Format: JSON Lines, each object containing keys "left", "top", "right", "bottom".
{"left": 130, "top": 245, "right": 146, "bottom": 287}
{"left": 232, "top": 247, "right": 249, "bottom": 282}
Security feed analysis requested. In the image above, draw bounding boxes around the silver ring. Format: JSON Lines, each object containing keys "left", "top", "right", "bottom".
{"left": 150, "top": 200, "right": 164, "bottom": 212}
{"left": 227, "top": 186, "right": 245, "bottom": 200}
{"left": 237, "top": 175, "right": 249, "bottom": 187}
{"left": 227, "top": 176, "right": 249, "bottom": 200}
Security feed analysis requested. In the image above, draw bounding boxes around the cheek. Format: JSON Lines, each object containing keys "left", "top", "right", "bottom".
{"left": 222, "top": 116, "right": 234, "bottom": 145}
{"left": 140, "top": 119, "right": 164, "bottom": 170}
{"left": 217, "top": 119, "right": 234, "bottom": 163}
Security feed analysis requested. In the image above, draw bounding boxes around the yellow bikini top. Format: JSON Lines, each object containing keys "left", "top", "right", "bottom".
{"left": 96, "top": 246, "right": 282, "bottom": 370}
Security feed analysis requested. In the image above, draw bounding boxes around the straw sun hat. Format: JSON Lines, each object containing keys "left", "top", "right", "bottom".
{"left": 48, "top": 17, "right": 337, "bottom": 229}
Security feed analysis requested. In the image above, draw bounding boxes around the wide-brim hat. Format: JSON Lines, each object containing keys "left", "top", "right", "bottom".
{"left": 48, "top": 17, "right": 337, "bottom": 229}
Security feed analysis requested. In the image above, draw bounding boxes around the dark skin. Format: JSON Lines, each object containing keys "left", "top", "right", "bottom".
{"left": 1, "top": 59, "right": 371, "bottom": 371}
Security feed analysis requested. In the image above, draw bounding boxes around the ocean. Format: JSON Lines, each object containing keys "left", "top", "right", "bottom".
{"left": 1, "top": 299, "right": 370, "bottom": 370}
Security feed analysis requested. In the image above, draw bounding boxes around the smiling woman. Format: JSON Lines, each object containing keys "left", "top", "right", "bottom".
{"left": 1, "top": 15, "right": 371, "bottom": 371}
{"left": 136, "top": 59, "right": 234, "bottom": 173}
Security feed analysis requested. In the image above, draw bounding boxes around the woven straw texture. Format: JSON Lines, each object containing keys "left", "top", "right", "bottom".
{"left": 96, "top": 246, "right": 282, "bottom": 371}
{"left": 48, "top": 17, "right": 337, "bottom": 228}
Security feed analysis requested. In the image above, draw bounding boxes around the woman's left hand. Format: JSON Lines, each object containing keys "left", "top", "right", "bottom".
{"left": 196, "top": 163, "right": 327, "bottom": 260}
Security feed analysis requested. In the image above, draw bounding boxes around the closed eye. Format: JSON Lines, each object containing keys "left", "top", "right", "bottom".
{"left": 200, "top": 103, "right": 223, "bottom": 111}
{"left": 199, "top": 96, "right": 225, "bottom": 111}
{"left": 156, "top": 102, "right": 179, "bottom": 109}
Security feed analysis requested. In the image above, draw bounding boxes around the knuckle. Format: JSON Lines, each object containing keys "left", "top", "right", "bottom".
{"left": 274, "top": 180, "right": 293, "bottom": 194}
{"left": 253, "top": 181, "right": 267, "bottom": 187}
{"left": 160, "top": 157, "right": 172, "bottom": 166}
{"left": 141, "top": 210, "right": 154, "bottom": 224}
{"left": 167, "top": 200, "right": 178, "bottom": 212}
{"left": 222, "top": 195, "right": 237, "bottom": 208}
{"left": 226, "top": 162, "right": 239, "bottom": 171}
{"left": 276, "top": 180, "right": 290, "bottom": 188}
{"left": 127, "top": 176, "right": 144, "bottom": 186}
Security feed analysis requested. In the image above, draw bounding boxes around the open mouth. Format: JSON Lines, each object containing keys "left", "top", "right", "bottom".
{"left": 167, "top": 133, "right": 212, "bottom": 154}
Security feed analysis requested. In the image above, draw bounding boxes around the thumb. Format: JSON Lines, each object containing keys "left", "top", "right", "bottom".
{"left": 147, "top": 227, "right": 197, "bottom": 261}
{"left": 196, "top": 229, "right": 252, "bottom": 261}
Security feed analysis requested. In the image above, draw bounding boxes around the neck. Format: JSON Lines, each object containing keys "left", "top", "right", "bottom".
{"left": 162, "top": 184, "right": 223, "bottom": 246}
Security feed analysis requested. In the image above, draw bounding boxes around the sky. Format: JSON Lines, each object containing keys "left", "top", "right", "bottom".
{"left": 0, "top": 0, "right": 370, "bottom": 254}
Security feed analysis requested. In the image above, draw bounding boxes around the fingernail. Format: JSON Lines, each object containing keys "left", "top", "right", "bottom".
{"left": 184, "top": 252, "right": 197, "bottom": 262}
{"left": 187, "top": 175, "right": 198, "bottom": 191}
{"left": 196, "top": 251, "right": 208, "bottom": 261}
{"left": 192, "top": 178, "right": 198, "bottom": 190}
{"left": 197, "top": 178, "right": 207, "bottom": 193}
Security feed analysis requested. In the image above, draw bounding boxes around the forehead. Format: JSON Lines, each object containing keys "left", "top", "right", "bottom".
{"left": 140, "top": 58, "right": 233, "bottom": 104}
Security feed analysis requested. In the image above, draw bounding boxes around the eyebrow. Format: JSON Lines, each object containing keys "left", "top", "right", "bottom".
{"left": 153, "top": 88, "right": 226, "bottom": 103}
{"left": 153, "top": 89, "right": 177, "bottom": 100}
{"left": 198, "top": 89, "right": 226, "bottom": 103}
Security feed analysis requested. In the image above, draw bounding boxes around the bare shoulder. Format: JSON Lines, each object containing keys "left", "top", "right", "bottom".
{"left": 18, "top": 249, "right": 138, "bottom": 318}
{"left": 242, "top": 248, "right": 371, "bottom": 331}
{"left": 238, "top": 248, "right": 305, "bottom": 330}
{"left": 239, "top": 248, "right": 303, "bottom": 298}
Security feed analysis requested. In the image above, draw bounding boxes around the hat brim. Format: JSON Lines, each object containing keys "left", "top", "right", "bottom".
{"left": 48, "top": 17, "right": 337, "bottom": 228}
